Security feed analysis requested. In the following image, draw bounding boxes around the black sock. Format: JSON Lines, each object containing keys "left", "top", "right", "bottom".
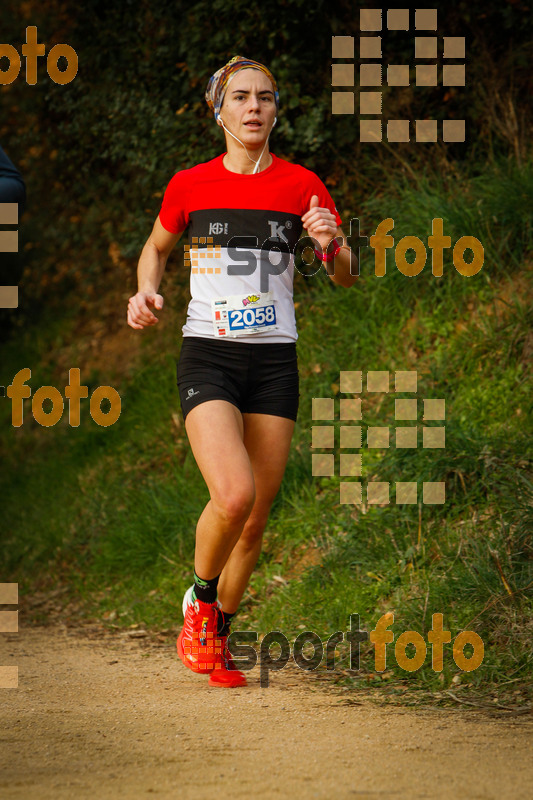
{"left": 218, "top": 610, "right": 236, "bottom": 636}
{"left": 192, "top": 571, "right": 220, "bottom": 604}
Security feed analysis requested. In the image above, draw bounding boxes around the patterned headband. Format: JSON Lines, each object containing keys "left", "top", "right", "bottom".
{"left": 205, "top": 55, "right": 279, "bottom": 120}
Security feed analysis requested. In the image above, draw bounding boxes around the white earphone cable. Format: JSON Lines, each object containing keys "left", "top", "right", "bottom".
{"left": 218, "top": 117, "right": 275, "bottom": 173}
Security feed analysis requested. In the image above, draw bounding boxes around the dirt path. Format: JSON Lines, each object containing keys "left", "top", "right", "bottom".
{"left": 1, "top": 623, "right": 532, "bottom": 799}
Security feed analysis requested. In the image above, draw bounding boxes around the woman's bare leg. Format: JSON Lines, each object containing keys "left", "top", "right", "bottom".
{"left": 217, "top": 413, "right": 295, "bottom": 612}
{"left": 183, "top": 400, "right": 256, "bottom": 580}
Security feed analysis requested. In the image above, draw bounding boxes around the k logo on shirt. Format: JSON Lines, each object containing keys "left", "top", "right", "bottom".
{"left": 268, "top": 220, "right": 289, "bottom": 243}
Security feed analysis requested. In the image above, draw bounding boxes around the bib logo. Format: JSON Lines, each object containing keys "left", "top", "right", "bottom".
{"left": 0, "top": 26, "right": 78, "bottom": 85}
{"left": 242, "top": 294, "right": 260, "bottom": 306}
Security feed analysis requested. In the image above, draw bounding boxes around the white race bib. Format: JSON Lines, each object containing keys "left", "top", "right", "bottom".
{"left": 211, "top": 292, "right": 277, "bottom": 338}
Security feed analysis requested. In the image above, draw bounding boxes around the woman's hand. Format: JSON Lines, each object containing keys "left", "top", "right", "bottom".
{"left": 301, "top": 194, "right": 338, "bottom": 253}
{"left": 127, "top": 291, "right": 164, "bottom": 329}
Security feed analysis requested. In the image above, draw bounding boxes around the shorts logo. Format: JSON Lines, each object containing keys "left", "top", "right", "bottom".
{"left": 186, "top": 387, "right": 200, "bottom": 400}
{"left": 209, "top": 222, "right": 229, "bottom": 235}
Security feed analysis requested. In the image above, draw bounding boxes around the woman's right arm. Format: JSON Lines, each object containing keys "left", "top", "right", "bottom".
{"left": 127, "top": 216, "right": 184, "bottom": 330}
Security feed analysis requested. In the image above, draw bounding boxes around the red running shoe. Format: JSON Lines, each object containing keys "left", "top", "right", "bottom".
{"left": 208, "top": 631, "right": 248, "bottom": 688}
{"left": 177, "top": 586, "right": 222, "bottom": 674}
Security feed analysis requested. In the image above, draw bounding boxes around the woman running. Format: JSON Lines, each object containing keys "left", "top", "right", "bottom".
{"left": 127, "top": 55, "right": 357, "bottom": 688}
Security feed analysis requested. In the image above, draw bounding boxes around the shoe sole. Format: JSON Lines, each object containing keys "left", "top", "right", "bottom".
{"left": 208, "top": 669, "right": 248, "bottom": 688}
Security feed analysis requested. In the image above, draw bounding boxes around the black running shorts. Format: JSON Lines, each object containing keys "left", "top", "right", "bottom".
{"left": 177, "top": 336, "right": 299, "bottom": 422}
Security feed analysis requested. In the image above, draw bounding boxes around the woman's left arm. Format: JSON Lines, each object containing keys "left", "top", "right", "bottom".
{"left": 327, "top": 226, "right": 358, "bottom": 288}
{"left": 301, "top": 196, "right": 358, "bottom": 288}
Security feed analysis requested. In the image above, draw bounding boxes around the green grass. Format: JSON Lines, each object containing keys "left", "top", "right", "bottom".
{"left": 1, "top": 155, "right": 532, "bottom": 708}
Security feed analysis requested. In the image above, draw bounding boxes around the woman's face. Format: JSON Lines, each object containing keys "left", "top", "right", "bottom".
{"left": 219, "top": 68, "right": 276, "bottom": 145}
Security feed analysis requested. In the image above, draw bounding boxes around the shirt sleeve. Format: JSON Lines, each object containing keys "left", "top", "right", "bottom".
{"left": 158, "top": 170, "right": 190, "bottom": 234}
{"left": 301, "top": 169, "right": 342, "bottom": 227}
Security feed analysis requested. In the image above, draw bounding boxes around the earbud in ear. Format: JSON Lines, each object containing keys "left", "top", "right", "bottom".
{"left": 272, "top": 117, "right": 277, "bottom": 127}
{"left": 217, "top": 116, "right": 224, "bottom": 126}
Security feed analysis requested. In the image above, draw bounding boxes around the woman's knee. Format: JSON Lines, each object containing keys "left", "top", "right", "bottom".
{"left": 211, "top": 483, "right": 256, "bottom": 525}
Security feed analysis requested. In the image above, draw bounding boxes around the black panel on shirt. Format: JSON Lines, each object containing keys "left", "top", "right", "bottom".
{"left": 189, "top": 209, "right": 304, "bottom": 253}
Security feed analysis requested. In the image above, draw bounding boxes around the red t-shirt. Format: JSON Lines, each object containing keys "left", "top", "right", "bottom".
{"left": 159, "top": 153, "right": 342, "bottom": 342}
